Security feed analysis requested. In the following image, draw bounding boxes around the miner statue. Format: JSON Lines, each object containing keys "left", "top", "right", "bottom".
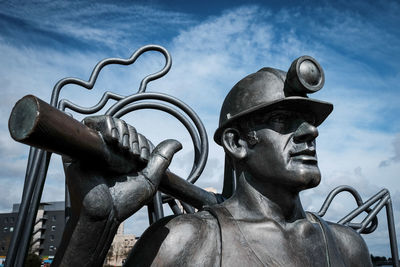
{"left": 50, "top": 56, "right": 372, "bottom": 266}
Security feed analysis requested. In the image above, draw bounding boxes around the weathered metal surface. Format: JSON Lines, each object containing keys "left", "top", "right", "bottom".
{"left": 6, "top": 45, "right": 399, "bottom": 267}
{"left": 9, "top": 95, "right": 217, "bottom": 210}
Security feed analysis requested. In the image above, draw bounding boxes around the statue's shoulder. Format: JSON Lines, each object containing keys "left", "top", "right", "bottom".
{"left": 124, "top": 210, "right": 221, "bottom": 266}
{"left": 326, "top": 221, "right": 372, "bottom": 266}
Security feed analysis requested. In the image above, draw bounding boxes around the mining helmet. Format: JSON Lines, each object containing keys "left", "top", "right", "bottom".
{"left": 214, "top": 55, "right": 333, "bottom": 145}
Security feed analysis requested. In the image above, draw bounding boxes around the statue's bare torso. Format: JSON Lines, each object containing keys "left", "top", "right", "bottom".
{"left": 127, "top": 195, "right": 371, "bottom": 267}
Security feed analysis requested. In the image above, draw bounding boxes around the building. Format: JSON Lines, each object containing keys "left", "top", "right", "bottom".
{"left": 0, "top": 211, "right": 17, "bottom": 265}
{"left": 1, "top": 202, "right": 139, "bottom": 266}
{"left": 104, "top": 223, "right": 138, "bottom": 267}
{"left": 0, "top": 201, "right": 65, "bottom": 264}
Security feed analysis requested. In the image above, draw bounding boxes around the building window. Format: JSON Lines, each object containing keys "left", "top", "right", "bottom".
{"left": 50, "top": 235, "right": 54, "bottom": 241}
{"left": 10, "top": 227, "right": 14, "bottom": 232}
{"left": 4, "top": 218, "right": 8, "bottom": 223}
{"left": 10, "top": 217, "right": 14, "bottom": 223}
{"left": 51, "top": 226, "right": 56, "bottom": 231}
{"left": 3, "top": 227, "right": 7, "bottom": 232}
{"left": 49, "top": 246, "right": 54, "bottom": 251}
{"left": 52, "top": 215, "right": 56, "bottom": 221}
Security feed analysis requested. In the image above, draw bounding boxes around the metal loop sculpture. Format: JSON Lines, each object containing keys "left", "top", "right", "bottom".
{"left": 318, "top": 185, "right": 399, "bottom": 264}
{"left": 6, "top": 44, "right": 209, "bottom": 267}
{"left": 5, "top": 45, "right": 399, "bottom": 267}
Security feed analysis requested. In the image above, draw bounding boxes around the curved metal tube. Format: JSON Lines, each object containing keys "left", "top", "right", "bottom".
{"left": 106, "top": 92, "right": 209, "bottom": 183}
{"left": 114, "top": 102, "right": 201, "bottom": 179}
{"left": 59, "top": 91, "right": 125, "bottom": 113}
{"left": 317, "top": 185, "right": 378, "bottom": 234}
{"left": 317, "top": 185, "right": 364, "bottom": 217}
{"left": 51, "top": 44, "right": 172, "bottom": 106}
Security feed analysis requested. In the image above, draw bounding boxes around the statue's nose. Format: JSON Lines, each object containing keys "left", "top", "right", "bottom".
{"left": 293, "top": 122, "right": 319, "bottom": 143}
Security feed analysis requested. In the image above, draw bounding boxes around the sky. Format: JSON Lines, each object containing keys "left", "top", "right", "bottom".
{"left": 0, "top": 0, "right": 399, "bottom": 258}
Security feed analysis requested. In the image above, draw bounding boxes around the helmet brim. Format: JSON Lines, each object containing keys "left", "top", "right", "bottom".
{"left": 214, "top": 96, "right": 333, "bottom": 145}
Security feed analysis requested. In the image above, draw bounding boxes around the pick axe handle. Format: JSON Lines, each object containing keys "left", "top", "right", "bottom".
{"left": 8, "top": 95, "right": 217, "bottom": 209}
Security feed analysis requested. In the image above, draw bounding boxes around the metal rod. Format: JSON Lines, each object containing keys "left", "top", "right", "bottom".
{"left": 22, "top": 147, "right": 37, "bottom": 197}
{"left": 167, "top": 200, "right": 182, "bottom": 215}
{"left": 50, "top": 45, "right": 172, "bottom": 107}
{"left": 15, "top": 152, "right": 51, "bottom": 266}
{"left": 338, "top": 190, "right": 388, "bottom": 225}
{"left": 153, "top": 192, "right": 164, "bottom": 221}
{"left": 5, "top": 150, "right": 45, "bottom": 267}
{"left": 386, "top": 198, "right": 400, "bottom": 267}
{"left": 358, "top": 195, "right": 388, "bottom": 233}
{"left": 147, "top": 203, "right": 155, "bottom": 225}
{"left": 318, "top": 185, "right": 364, "bottom": 217}
{"left": 181, "top": 202, "right": 195, "bottom": 214}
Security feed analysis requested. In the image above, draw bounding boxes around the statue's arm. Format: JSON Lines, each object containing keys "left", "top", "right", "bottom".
{"left": 52, "top": 175, "right": 160, "bottom": 267}
{"left": 52, "top": 207, "right": 120, "bottom": 266}
{"left": 51, "top": 116, "right": 181, "bottom": 266}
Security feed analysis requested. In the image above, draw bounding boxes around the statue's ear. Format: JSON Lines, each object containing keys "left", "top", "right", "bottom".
{"left": 221, "top": 128, "right": 248, "bottom": 160}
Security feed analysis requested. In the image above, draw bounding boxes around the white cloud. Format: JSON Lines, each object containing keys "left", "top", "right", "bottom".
{"left": 380, "top": 134, "right": 400, "bottom": 167}
{"left": 1, "top": 1, "right": 399, "bottom": 257}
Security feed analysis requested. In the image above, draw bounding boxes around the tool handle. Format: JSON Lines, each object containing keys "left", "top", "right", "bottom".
{"left": 8, "top": 95, "right": 217, "bottom": 208}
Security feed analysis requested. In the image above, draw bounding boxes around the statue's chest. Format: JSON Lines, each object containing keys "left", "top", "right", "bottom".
{"left": 236, "top": 220, "right": 329, "bottom": 266}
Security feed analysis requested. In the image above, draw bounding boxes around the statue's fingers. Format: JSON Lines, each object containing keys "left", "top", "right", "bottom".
{"left": 142, "top": 139, "right": 182, "bottom": 187}
{"left": 138, "top": 133, "right": 150, "bottom": 162}
{"left": 114, "top": 118, "right": 130, "bottom": 150}
{"left": 148, "top": 140, "right": 155, "bottom": 153}
{"left": 82, "top": 115, "right": 106, "bottom": 130}
{"left": 127, "top": 125, "right": 140, "bottom": 156}
{"left": 101, "top": 116, "right": 118, "bottom": 143}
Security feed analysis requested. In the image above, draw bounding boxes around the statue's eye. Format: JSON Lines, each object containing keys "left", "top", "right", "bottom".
{"left": 269, "top": 113, "right": 289, "bottom": 124}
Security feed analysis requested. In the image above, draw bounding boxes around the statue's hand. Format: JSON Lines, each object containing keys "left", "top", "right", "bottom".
{"left": 63, "top": 115, "right": 182, "bottom": 222}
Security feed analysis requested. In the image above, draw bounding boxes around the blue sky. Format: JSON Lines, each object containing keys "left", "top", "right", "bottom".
{"left": 0, "top": 0, "right": 399, "bottom": 257}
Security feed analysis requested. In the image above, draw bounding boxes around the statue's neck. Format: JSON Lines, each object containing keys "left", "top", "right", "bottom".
{"left": 230, "top": 171, "right": 306, "bottom": 224}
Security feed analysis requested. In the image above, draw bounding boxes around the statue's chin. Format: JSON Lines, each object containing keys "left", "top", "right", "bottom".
{"left": 284, "top": 165, "right": 321, "bottom": 192}
{"left": 298, "top": 169, "right": 321, "bottom": 191}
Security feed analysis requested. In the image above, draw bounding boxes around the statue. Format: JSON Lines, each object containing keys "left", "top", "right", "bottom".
{"left": 48, "top": 56, "right": 372, "bottom": 266}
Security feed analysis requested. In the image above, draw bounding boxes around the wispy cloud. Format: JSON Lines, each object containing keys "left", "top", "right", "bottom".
{"left": 0, "top": 0, "right": 399, "bottom": 256}
{"left": 0, "top": 1, "right": 195, "bottom": 51}
{"left": 379, "top": 134, "right": 400, "bottom": 167}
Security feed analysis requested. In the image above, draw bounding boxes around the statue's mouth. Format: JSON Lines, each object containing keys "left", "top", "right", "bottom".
{"left": 289, "top": 147, "right": 317, "bottom": 164}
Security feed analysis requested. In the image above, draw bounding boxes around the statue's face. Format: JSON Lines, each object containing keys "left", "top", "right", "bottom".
{"left": 244, "top": 109, "right": 321, "bottom": 191}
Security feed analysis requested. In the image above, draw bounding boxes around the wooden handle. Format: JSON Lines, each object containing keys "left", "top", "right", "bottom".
{"left": 9, "top": 95, "right": 105, "bottom": 159}
{"left": 8, "top": 95, "right": 217, "bottom": 208}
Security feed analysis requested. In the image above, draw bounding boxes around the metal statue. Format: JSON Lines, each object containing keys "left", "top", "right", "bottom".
{"left": 7, "top": 46, "right": 399, "bottom": 266}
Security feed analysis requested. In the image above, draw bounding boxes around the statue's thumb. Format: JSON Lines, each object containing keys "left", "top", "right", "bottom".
{"left": 142, "top": 139, "right": 182, "bottom": 187}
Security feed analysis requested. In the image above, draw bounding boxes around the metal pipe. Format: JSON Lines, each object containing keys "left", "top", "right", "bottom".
{"left": 338, "top": 189, "right": 388, "bottom": 225}
{"left": 5, "top": 150, "right": 45, "bottom": 267}
{"left": 386, "top": 198, "right": 400, "bottom": 267}
{"left": 15, "top": 152, "right": 51, "bottom": 266}
{"left": 22, "top": 147, "right": 37, "bottom": 197}
{"left": 153, "top": 192, "right": 164, "bottom": 221}
{"left": 358, "top": 195, "right": 388, "bottom": 233}
{"left": 167, "top": 200, "right": 182, "bottom": 215}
